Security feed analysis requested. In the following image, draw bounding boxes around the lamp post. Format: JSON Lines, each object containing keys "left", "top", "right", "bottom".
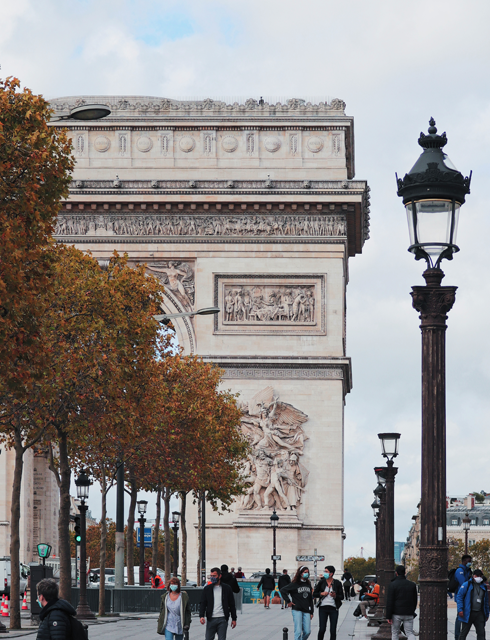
{"left": 371, "top": 434, "right": 400, "bottom": 636}
{"left": 50, "top": 104, "right": 112, "bottom": 122}
{"left": 270, "top": 509, "right": 279, "bottom": 579}
{"left": 137, "top": 500, "right": 148, "bottom": 586}
{"left": 172, "top": 511, "right": 180, "bottom": 577}
{"left": 463, "top": 512, "right": 471, "bottom": 554}
{"left": 75, "top": 470, "right": 95, "bottom": 620}
{"left": 372, "top": 496, "right": 381, "bottom": 586}
{"left": 397, "top": 119, "right": 471, "bottom": 640}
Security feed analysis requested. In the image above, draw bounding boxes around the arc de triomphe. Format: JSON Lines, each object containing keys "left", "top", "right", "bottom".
{"left": 50, "top": 95, "right": 369, "bottom": 578}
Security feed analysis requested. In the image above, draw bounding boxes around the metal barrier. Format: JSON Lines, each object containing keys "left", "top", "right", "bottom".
{"left": 71, "top": 588, "right": 112, "bottom": 615}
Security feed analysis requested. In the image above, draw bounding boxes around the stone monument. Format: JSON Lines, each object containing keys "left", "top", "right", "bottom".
{"left": 48, "top": 95, "right": 370, "bottom": 578}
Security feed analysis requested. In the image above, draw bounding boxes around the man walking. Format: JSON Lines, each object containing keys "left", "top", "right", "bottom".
{"left": 220, "top": 564, "right": 240, "bottom": 594}
{"left": 386, "top": 565, "right": 418, "bottom": 640}
{"left": 278, "top": 569, "right": 291, "bottom": 609}
{"left": 454, "top": 555, "right": 473, "bottom": 640}
{"left": 36, "top": 578, "right": 77, "bottom": 640}
{"left": 456, "top": 569, "right": 489, "bottom": 640}
{"left": 200, "top": 567, "right": 237, "bottom": 640}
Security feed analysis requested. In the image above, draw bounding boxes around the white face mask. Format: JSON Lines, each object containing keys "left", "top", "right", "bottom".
{"left": 474, "top": 577, "right": 483, "bottom": 584}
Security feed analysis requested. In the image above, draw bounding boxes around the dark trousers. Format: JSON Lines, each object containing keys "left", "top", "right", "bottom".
{"left": 205, "top": 617, "right": 228, "bottom": 640}
{"left": 459, "top": 610, "right": 486, "bottom": 640}
{"left": 344, "top": 584, "right": 351, "bottom": 600}
{"left": 318, "top": 606, "right": 339, "bottom": 640}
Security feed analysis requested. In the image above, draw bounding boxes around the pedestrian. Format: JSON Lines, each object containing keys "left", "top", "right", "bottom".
{"left": 235, "top": 567, "right": 245, "bottom": 579}
{"left": 313, "top": 565, "right": 344, "bottom": 640}
{"left": 386, "top": 565, "right": 418, "bottom": 640}
{"left": 35, "top": 578, "right": 77, "bottom": 640}
{"left": 278, "top": 569, "right": 291, "bottom": 609}
{"left": 456, "top": 569, "right": 489, "bottom": 640}
{"left": 150, "top": 570, "right": 165, "bottom": 589}
{"left": 200, "top": 567, "right": 237, "bottom": 640}
{"left": 258, "top": 568, "right": 276, "bottom": 609}
{"left": 358, "top": 580, "right": 380, "bottom": 619}
{"left": 341, "top": 570, "right": 353, "bottom": 601}
{"left": 353, "top": 581, "right": 362, "bottom": 600}
{"left": 454, "top": 554, "right": 474, "bottom": 640}
{"left": 281, "top": 565, "right": 314, "bottom": 640}
{"left": 157, "top": 577, "right": 192, "bottom": 639}
{"left": 221, "top": 564, "right": 240, "bottom": 594}
{"left": 230, "top": 568, "right": 235, "bottom": 576}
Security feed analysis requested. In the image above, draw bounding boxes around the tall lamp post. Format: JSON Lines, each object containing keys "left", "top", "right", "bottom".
{"left": 270, "top": 509, "right": 279, "bottom": 579}
{"left": 397, "top": 119, "right": 471, "bottom": 640}
{"left": 75, "top": 470, "right": 95, "bottom": 620}
{"left": 463, "top": 513, "right": 471, "bottom": 554}
{"left": 172, "top": 511, "right": 180, "bottom": 577}
{"left": 137, "top": 500, "right": 148, "bottom": 586}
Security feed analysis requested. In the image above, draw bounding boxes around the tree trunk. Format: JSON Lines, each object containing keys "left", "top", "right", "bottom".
{"left": 180, "top": 491, "right": 187, "bottom": 587}
{"left": 99, "top": 471, "right": 107, "bottom": 616}
{"left": 9, "top": 432, "right": 24, "bottom": 629}
{"left": 197, "top": 492, "right": 202, "bottom": 583}
{"left": 152, "top": 489, "right": 161, "bottom": 574}
{"left": 57, "top": 431, "right": 72, "bottom": 600}
{"left": 126, "top": 477, "right": 137, "bottom": 585}
{"left": 163, "top": 488, "right": 171, "bottom": 583}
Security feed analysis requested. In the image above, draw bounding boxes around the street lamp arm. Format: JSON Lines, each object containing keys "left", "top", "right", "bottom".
{"left": 153, "top": 307, "right": 220, "bottom": 324}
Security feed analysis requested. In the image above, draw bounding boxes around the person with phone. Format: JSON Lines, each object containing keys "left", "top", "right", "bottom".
{"left": 313, "top": 565, "right": 344, "bottom": 640}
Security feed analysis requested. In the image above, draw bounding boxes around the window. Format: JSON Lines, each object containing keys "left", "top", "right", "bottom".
{"left": 471, "top": 519, "right": 477, "bottom": 525}
{"left": 451, "top": 519, "right": 458, "bottom": 525}
{"left": 483, "top": 519, "right": 490, "bottom": 526}
{"left": 469, "top": 540, "right": 476, "bottom": 546}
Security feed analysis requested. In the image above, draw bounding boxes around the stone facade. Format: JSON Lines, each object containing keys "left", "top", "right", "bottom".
{"left": 46, "top": 95, "right": 369, "bottom": 579}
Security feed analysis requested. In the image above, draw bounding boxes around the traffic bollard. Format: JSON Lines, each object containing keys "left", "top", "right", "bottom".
{"left": 184, "top": 630, "right": 190, "bottom": 640}
{"left": 83, "top": 623, "right": 89, "bottom": 638}
{"left": 283, "top": 627, "right": 289, "bottom": 640}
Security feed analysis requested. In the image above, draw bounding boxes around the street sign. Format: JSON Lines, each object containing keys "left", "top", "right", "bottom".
{"left": 137, "top": 527, "right": 153, "bottom": 548}
{"left": 296, "top": 555, "right": 325, "bottom": 562}
{"left": 271, "top": 555, "right": 282, "bottom": 560}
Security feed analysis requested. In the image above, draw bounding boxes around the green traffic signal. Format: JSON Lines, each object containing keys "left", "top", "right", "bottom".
{"left": 74, "top": 515, "right": 81, "bottom": 545}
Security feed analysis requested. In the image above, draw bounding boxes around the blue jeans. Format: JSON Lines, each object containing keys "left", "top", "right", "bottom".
{"left": 292, "top": 609, "right": 311, "bottom": 640}
{"left": 165, "top": 629, "right": 183, "bottom": 640}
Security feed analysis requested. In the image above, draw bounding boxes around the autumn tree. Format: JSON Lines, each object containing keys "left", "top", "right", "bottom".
{"left": 343, "top": 556, "right": 377, "bottom": 581}
{"left": 0, "top": 76, "right": 73, "bottom": 629}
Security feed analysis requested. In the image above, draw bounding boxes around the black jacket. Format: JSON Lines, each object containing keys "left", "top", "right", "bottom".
{"left": 258, "top": 574, "right": 276, "bottom": 592}
{"left": 199, "top": 582, "right": 237, "bottom": 621}
{"left": 37, "top": 598, "right": 77, "bottom": 640}
{"left": 313, "top": 578, "right": 344, "bottom": 609}
{"left": 280, "top": 580, "right": 314, "bottom": 614}
{"left": 341, "top": 572, "right": 353, "bottom": 583}
{"left": 221, "top": 571, "right": 240, "bottom": 594}
{"left": 386, "top": 575, "right": 418, "bottom": 619}
{"left": 278, "top": 574, "right": 291, "bottom": 590}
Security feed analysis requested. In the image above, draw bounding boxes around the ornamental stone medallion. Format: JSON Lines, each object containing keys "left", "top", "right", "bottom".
{"left": 48, "top": 94, "right": 370, "bottom": 579}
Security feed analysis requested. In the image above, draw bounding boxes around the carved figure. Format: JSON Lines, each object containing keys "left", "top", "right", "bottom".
{"left": 224, "top": 285, "right": 315, "bottom": 324}
{"left": 240, "top": 387, "right": 309, "bottom": 511}
{"left": 147, "top": 261, "right": 194, "bottom": 308}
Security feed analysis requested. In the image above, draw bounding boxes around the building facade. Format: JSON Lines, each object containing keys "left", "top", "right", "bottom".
{"left": 48, "top": 95, "right": 369, "bottom": 579}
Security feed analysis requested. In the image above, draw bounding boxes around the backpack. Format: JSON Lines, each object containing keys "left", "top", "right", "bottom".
{"left": 448, "top": 568, "right": 459, "bottom": 593}
{"left": 48, "top": 610, "right": 88, "bottom": 640}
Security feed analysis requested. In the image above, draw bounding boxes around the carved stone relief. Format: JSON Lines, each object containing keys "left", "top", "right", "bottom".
{"left": 137, "top": 136, "right": 153, "bottom": 152}
{"left": 222, "top": 136, "right": 238, "bottom": 153}
{"left": 224, "top": 284, "right": 315, "bottom": 324}
{"left": 94, "top": 136, "right": 111, "bottom": 152}
{"left": 179, "top": 136, "right": 195, "bottom": 152}
{"left": 307, "top": 136, "right": 324, "bottom": 153}
{"left": 146, "top": 261, "right": 195, "bottom": 310}
{"left": 333, "top": 134, "right": 341, "bottom": 156}
{"left": 239, "top": 386, "right": 309, "bottom": 511}
{"left": 264, "top": 136, "right": 281, "bottom": 153}
{"left": 54, "top": 214, "right": 347, "bottom": 239}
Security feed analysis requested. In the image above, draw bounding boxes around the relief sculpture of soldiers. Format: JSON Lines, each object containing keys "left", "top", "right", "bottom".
{"left": 224, "top": 285, "right": 315, "bottom": 324}
{"left": 239, "top": 386, "right": 309, "bottom": 512}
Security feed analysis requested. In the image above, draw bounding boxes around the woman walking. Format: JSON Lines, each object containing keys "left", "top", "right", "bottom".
{"left": 281, "top": 566, "right": 314, "bottom": 640}
{"left": 157, "top": 577, "right": 192, "bottom": 639}
{"left": 313, "top": 565, "right": 344, "bottom": 640}
{"left": 258, "top": 568, "right": 276, "bottom": 608}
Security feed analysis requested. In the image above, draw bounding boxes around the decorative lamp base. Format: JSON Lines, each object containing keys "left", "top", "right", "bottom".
{"left": 75, "top": 602, "right": 96, "bottom": 620}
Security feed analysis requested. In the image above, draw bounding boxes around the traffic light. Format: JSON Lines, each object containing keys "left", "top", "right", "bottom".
{"left": 74, "top": 516, "right": 81, "bottom": 545}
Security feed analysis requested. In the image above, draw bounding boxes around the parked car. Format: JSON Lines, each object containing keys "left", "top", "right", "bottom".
{"left": 0, "top": 558, "right": 29, "bottom": 597}
{"left": 361, "top": 574, "right": 377, "bottom": 589}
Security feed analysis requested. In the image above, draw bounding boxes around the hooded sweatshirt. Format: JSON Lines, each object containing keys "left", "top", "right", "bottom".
{"left": 280, "top": 580, "right": 314, "bottom": 613}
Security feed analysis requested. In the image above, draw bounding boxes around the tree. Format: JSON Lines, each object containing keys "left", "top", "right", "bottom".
{"left": 343, "top": 556, "right": 377, "bottom": 581}
{"left": 0, "top": 76, "right": 72, "bottom": 630}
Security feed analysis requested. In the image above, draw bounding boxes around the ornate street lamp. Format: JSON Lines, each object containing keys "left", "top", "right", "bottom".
{"left": 51, "top": 104, "right": 111, "bottom": 122}
{"left": 378, "top": 433, "right": 401, "bottom": 461}
{"left": 75, "top": 470, "right": 95, "bottom": 619}
{"left": 397, "top": 119, "right": 471, "bottom": 640}
{"left": 463, "top": 512, "right": 471, "bottom": 554}
{"left": 270, "top": 509, "right": 279, "bottom": 579}
{"left": 172, "top": 511, "right": 180, "bottom": 577}
{"left": 137, "top": 500, "right": 148, "bottom": 586}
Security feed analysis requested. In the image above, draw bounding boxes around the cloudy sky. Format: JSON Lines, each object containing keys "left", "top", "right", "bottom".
{"left": 2, "top": 0, "right": 490, "bottom": 560}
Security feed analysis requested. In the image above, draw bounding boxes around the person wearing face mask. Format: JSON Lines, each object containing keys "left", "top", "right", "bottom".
{"left": 199, "top": 567, "right": 237, "bottom": 640}
{"left": 35, "top": 578, "right": 77, "bottom": 640}
{"left": 157, "top": 577, "right": 191, "bottom": 639}
{"left": 454, "top": 555, "right": 474, "bottom": 640}
{"left": 456, "top": 569, "right": 490, "bottom": 640}
{"left": 313, "top": 565, "right": 344, "bottom": 640}
{"left": 280, "top": 566, "right": 314, "bottom": 640}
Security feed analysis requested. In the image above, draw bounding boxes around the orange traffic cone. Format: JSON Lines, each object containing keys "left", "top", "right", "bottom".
{"left": 22, "top": 591, "right": 28, "bottom": 611}
{"left": 2, "top": 595, "right": 8, "bottom": 617}
{"left": 0, "top": 596, "right": 4, "bottom": 617}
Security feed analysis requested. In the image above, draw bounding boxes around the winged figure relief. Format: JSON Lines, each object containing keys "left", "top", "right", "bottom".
{"left": 239, "top": 387, "right": 309, "bottom": 512}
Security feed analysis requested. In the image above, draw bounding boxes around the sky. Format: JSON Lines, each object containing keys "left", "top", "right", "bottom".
{"left": 2, "top": 0, "right": 490, "bottom": 561}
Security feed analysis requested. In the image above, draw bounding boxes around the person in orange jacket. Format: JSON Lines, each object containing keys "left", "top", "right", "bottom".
{"left": 359, "top": 581, "right": 380, "bottom": 619}
{"left": 150, "top": 571, "right": 165, "bottom": 589}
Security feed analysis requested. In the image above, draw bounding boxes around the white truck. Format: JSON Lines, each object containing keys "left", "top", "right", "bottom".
{"left": 0, "top": 557, "right": 29, "bottom": 597}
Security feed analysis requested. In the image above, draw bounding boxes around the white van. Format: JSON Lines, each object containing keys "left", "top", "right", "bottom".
{"left": 0, "top": 557, "right": 29, "bottom": 597}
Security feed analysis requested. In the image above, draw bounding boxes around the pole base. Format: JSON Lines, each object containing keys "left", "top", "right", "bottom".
{"left": 0, "top": 621, "right": 7, "bottom": 633}
{"left": 75, "top": 603, "right": 96, "bottom": 620}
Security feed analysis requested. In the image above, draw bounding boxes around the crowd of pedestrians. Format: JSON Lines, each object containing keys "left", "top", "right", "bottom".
{"left": 450, "top": 554, "right": 490, "bottom": 640}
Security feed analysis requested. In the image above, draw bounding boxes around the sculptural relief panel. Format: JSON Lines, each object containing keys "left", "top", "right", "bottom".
{"left": 214, "top": 275, "right": 326, "bottom": 335}
{"left": 145, "top": 260, "right": 195, "bottom": 311}
{"left": 239, "top": 386, "right": 309, "bottom": 512}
